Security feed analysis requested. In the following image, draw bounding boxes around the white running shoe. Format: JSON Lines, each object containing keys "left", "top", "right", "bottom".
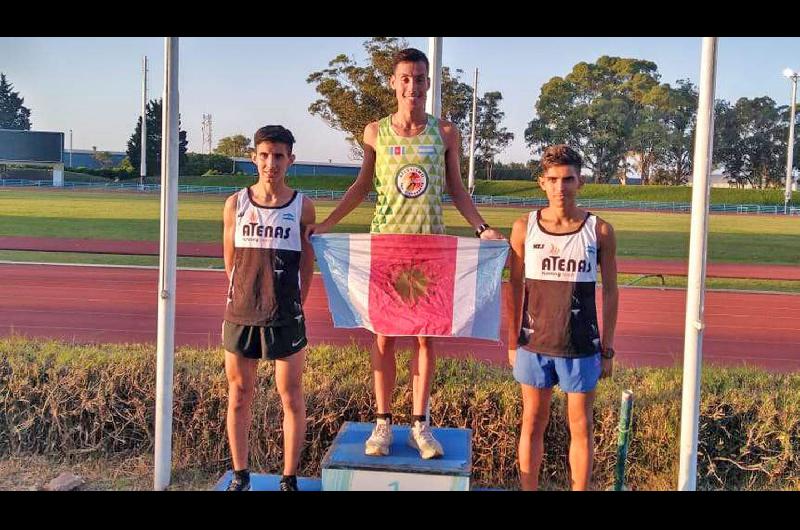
{"left": 408, "top": 422, "right": 444, "bottom": 459}
{"left": 365, "top": 421, "right": 393, "bottom": 456}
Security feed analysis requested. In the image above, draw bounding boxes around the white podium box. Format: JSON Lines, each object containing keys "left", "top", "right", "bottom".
{"left": 321, "top": 421, "right": 472, "bottom": 491}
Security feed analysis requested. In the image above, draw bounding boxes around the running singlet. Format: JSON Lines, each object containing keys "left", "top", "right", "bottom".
{"left": 370, "top": 114, "right": 446, "bottom": 234}
{"left": 224, "top": 188, "right": 304, "bottom": 327}
{"left": 518, "top": 210, "right": 601, "bottom": 358}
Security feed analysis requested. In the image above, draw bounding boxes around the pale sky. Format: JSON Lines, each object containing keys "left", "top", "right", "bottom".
{"left": 3, "top": 37, "right": 800, "bottom": 164}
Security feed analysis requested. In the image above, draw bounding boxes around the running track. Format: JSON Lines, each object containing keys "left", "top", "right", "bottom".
{"left": 1, "top": 236, "right": 799, "bottom": 280}
{"left": 1, "top": 263, "right": 799, "bottom": 372}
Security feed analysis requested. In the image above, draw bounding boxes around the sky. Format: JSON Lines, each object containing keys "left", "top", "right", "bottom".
{"left": 3, "top": 36, "right": 800, "bottom": 164}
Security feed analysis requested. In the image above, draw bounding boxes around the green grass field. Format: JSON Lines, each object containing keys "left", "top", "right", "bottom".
{"left": 179, "top": 174, "right": 357, "bottom": 190}
{"left": 1, "top": 189, "right": 798, "bottom": 265}
{"left": 176, "top": 174, "right": 800, "bottom": 206}
{"left": 12, "top": 166, "right": 796, "bottom": 204}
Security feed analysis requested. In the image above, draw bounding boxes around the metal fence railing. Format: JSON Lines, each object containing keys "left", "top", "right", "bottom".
{"left": 2, "top": 179, "right": 799, "bottom": 216}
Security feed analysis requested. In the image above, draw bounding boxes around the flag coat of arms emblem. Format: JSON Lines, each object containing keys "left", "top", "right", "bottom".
{"left": 311, "top": 234, "right": 509, "bottom": 340}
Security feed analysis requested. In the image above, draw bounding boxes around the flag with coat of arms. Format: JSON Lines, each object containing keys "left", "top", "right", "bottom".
{"left": 311, "top": 233, "right": 509, "bottom": 340}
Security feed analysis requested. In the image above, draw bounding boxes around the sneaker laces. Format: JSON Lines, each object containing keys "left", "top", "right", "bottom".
{"left": 415, "top": 423, "right": 436, "bottom": 444}
{"left": 374, "top": 422, "right": 390, "bottom": 438}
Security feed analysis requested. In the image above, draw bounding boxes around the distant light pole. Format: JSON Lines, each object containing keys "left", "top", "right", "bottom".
{"left": 141, "top": 56, "right": 148, "bottom": 187}
{"left": 783, "top": 68, "right": 798, "bottom": 214}
{"left": 468, "top": 68, "right": 479, "bottom": 196}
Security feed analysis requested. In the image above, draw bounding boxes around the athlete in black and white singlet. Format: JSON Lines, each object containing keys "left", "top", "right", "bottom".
{"left": 224, "top": 188, "right": 304, "bottom": 327}
{"left": 518, "top": 210, "right": 601, "bottom": 357}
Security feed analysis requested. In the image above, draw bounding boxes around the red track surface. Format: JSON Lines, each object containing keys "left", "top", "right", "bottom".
{"left": 1, "top": 263, "right": 798, "bottom": 372}
{"left": 0, "top": 236, "right": 219, "bottom": 258}
{"left": 2, "top": 236, "right": 798, "bottom": 280}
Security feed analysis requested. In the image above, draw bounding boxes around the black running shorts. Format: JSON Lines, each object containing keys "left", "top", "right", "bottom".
{"left": 222, "top": 317, "right": 307, "bottom": 360}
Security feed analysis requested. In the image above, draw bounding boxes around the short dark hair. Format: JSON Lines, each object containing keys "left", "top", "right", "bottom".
{"left": 540, "top": 144, "right": 582, "bottom": 174}
{"left": 392, "top": 48, "right": 429, "bottom": 72}
{"left": 254, "top": 125, "right": 295, "bottom": 153}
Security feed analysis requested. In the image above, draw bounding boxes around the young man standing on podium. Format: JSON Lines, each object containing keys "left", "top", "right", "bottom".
{"left": 306, "top": 48, "right": 504, "bottom": 459}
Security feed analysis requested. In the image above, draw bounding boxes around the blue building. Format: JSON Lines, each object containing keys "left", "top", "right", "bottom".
{"left": 62, "top": 148, "right": 361, "bottom": 177}
{"left": 64, "top": 149, "right": 127, "bottom": 170}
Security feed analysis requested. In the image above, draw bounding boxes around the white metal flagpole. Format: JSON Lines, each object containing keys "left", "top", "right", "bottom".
{"left": 423, "top": 36, "right": 442, "bottom": 425}
{"left": 784, "top": 73, "right": 797, "bottom": 214}
{"left": 426, "top": 37, "right": 442, "bottom": 119}
{"left": 154, "top": 37, "right": 179, "bottom": 491}
{"left": 677, "top": 36, "right": 718, "bottom": 491}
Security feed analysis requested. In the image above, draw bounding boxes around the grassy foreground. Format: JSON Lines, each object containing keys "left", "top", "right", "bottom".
{"left": 2, "top": 336, "right": 799, "bottom": 491}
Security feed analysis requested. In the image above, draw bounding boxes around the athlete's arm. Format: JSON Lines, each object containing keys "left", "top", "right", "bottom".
{"left": 223, "top": 194, "right": 237, "bottom": 280}
{"left": 304, "top": 122, "right": 378, "bottom": 240}
{"left": 441, "top": 121, "right": 504, "bottom": 240}
{"left": 597, "top": 217, "right": 618, "bottom": 379}
{"left": 299, "top": 195, "right": 317, "bottom": 306}
{"left": 506, "top": 214, "right": 528, "bottom": 367}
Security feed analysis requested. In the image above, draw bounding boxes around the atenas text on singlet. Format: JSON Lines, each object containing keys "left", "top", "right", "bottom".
{"left": 224, "top": 188, "right": 304, "bottom": 327}
{"left": 518, "top": 210, "right": 601, "bottom": 358}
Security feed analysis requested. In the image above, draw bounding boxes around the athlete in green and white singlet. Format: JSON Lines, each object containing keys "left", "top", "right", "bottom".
{"left": 371, "top": 113, "right": 445, "bottom": 234}
{"left": 306, "top": 48, "right": 506, "bottom": 462}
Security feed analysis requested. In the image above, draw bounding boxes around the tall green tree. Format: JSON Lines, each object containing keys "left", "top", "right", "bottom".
{"left": 641, "top": 79, "right": 698, "bottom": 185}
{"left": 656, "top": 80, "right": 698, "bottom": 185}
{"left": 307, "top": 37, "right": 474, "bottom": 159}
{"left": 713, "top": 97, "right": 789, "bottom": 188}
{"left": 628, "top": 83, "right": 669, "bottom": 184}
{"left": 525, "top": 57, "right": 662, "bottom": 183}
{"left": 126, "top": 98, "right": 188, "bottom": 178}
{"left": 0, "top": 73, "right": 32, "bottom": 130}
{"left": 474, "top": 91, "right": 514, "bottom": 180}
{"left": 214, "top": 134, "right": 251, "bottom": 157}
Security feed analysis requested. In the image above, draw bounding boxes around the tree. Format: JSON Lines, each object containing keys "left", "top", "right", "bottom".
{"left": 655, "top": 80, "right": 698, "bottom": 185}
{"left": 184, "top": 153, "right": 235, "bottom": 176}
{"left": 118, "top": 157, "right": 135, "bottom": 172}
{"left": 92, "top": 147, "right": 114, "bottom": 169}
{"left": 214, "top": 134, "right": 251, "bottom": 157}
{"left": 628, "top": 83, "right": 670, "bottom": 184}
{"left": 474, "top": 91, "right": 514, "bottom": 179}
{"left": 525, "top": 57, "right": 662, "bottom": 183}
{"left": 126, "top": 98, "right": 188, "bottom": 177}
{"left": 713, "top": 96, "right": 790, "bottom": 189}
{"left": 0, "top": 73, "right": 32, "bottom": 130}
{"left": 307, "top": 37, "right": 474, "bottom": 159}
{"left": 638, "top": 79, "right": 699, "bottom": 185}
{"left": 482, "top": 160, "right": 536, "bottom": 181}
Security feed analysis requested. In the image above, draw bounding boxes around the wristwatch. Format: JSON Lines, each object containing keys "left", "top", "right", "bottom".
{"left": 601, "top": 347, "right": 616, "bottom": 359}
{"left": 475, "top": 223, "right": 490, "bottom": 237}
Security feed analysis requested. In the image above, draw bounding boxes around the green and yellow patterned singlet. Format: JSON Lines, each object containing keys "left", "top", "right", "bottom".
{"left": 370, "top": 114, "right": 446, "bottom": 234}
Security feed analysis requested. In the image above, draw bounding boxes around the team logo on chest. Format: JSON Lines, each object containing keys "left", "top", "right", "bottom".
{"left": 395, "top": 164, "right": 429, "bottom": 199}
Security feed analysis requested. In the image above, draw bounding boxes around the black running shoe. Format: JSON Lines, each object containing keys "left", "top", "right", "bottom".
{"left": 226, "top": 475, "right": 251, "bottom": 491}
{"left": 279, "top": 476, "right": 298, "bottom": 491}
